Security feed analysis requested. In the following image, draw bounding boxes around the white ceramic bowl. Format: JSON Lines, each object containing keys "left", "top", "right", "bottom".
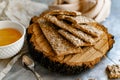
{"left": 0, "top": 21, "right": 26, "bottom": 59}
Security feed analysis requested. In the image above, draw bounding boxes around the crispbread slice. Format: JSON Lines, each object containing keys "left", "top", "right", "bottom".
{"left": 56, "top": 15, "right": 102, "bottom": 37}
{"left": 39, "top": 19, "right": 82, "bottom": 56}
{"left": 58, "top": 29, "right": 91, "bottom": 47}
{"left": 30, "top": 23, "right": 55, "bottom": 56}
{"left": 48, "top": 10, "right": 81, "bottom": 16}
{"left": 40, "top": 10, "right": 81, "bottom": 17}
{"left": 57, "top": 15, "right": 77, "bottom": 24}
{"left": 57, "top": 15, "right": 95, "bottom": 24}
{"left": 30, "top": 16, "right": 40, "bottom": 24}
{"left": 44, "top": 15, "right": 95, "bottom": 44}
{"left": 74, "top": 15, "right": 95, "bottom": 23}
{"left": 87, "top": 22, "right": 107, "bottom": 31}
{"left": 74, "top": 24, "right": 103, "bottom": 37}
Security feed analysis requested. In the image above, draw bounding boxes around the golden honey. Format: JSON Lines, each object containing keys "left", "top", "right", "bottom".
{"left": 0, "top": 28, "right": 22, "bottom": 46}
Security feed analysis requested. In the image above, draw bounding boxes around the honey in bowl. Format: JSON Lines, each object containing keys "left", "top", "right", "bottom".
{"left": 0, "top": 28, "right": 22, "bottom": 46}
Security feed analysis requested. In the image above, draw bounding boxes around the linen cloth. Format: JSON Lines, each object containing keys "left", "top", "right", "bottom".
{"left": 0, "top": 0, "right": 48, "bottom": 80}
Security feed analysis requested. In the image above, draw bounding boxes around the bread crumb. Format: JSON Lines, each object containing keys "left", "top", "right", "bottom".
{"left": 106, "top": 65, "right": 120, "bottom": 79}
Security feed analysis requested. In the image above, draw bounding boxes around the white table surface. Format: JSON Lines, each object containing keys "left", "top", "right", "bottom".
{"left": 3, "top": 0, "right": 120, "bottom": 80}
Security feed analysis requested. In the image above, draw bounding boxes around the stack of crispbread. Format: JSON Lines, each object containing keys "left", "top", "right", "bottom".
{"left": 27, "top": 10, "right": 114, "bottom": 74}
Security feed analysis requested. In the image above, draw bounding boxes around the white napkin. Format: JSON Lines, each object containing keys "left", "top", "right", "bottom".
{"left": 0, "top": 0, "right": 48, "bottom": 80}
{"left": 0, "top": 0, "right": 48, "bottom": 27}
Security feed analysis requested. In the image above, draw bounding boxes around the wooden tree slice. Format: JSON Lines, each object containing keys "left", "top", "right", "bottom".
{"left": 27, "top": 10, "right": 114, "bottom": 74}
